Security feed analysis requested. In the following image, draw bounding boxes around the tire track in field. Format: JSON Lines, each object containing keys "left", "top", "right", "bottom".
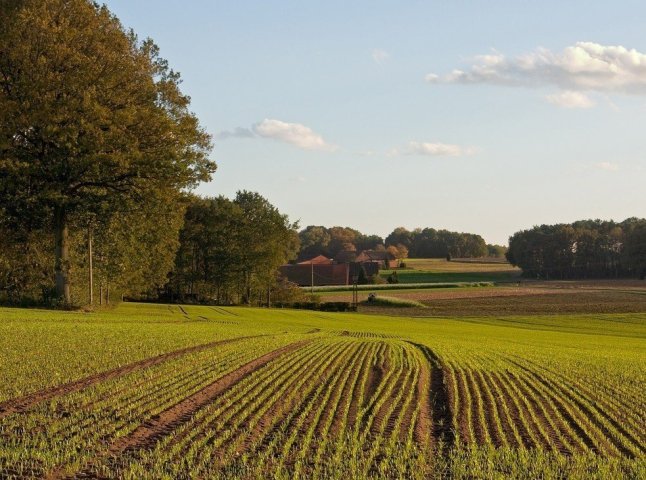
{"left": 105, "top": 340, "right": 311, "bottom": 457}
{"left": 406, "top": 343, "right": 455, "bottom": 452}
{"left": 0, "top": 336, "right": 262, "bottom": 419}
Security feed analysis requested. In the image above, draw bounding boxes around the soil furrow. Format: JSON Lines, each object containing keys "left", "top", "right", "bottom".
{"left": 479, "top": 370, "right": 521, "bottom": 448}
{"left": 473, "top": 369, "right": 505, "bottom": 447}
{"left": 489, "top": 371, "right": 536, "bottom": 449}
{"left": 105, "top": 340, "right": 311, "bottom": 458}
{"left": 406, "top": 343, "right": 454, "bottom": 451}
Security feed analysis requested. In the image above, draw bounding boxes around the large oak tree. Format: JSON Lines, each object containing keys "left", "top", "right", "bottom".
{"left": 0, "top": 0, "right": 215, "bottom": 303}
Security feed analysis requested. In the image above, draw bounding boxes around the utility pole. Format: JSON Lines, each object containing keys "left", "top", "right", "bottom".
{"left": 88, "top": 224, "right": 93, "bottom": 305}
{"left": 311, "top": 262, "right": 314, "bottom": 294}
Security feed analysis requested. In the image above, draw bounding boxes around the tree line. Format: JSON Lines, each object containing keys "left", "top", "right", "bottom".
{"left": 297, "top": 225, "right": 500, "bottom": 261}
{"left": 506, "top": 218, "right": 646, "bottom": 279}
{"left": 167, "top": 192, "right": 299, "bottom": 305}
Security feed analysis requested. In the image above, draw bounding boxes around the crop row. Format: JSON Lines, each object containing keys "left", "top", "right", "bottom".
{"left": 0, "top": 335, "right": 297, "bottom": 478}
{"left": 96, "top": 337, "right": 428, "bottom": 479}
{"left": 443, "top": 351, "right": 645, "bottom": 458}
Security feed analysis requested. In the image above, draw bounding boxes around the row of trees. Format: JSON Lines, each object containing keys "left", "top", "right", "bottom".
{"left": 298, "top": 226, "right": 384, "bottom": 260}
{"left": 298, "top": 226, "right": 498, "bottom": 261}
{"left": 506, "top": 219, "right": 646, "bottom": 279}
{"left": 0, "top": 193, "right": 185, "bottom": 304}
{"left": 168, "top": 192, "right": 299, "bottom": 304}
{"left": 385, "top": 227, "right": 491, "bottom": 259}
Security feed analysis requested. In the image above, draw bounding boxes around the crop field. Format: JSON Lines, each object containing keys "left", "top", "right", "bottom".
{"left": 380, "top": 258, "right": 520, "bottom": 284}
{"left": 0, "top": 304, "right": 644, "bottom": 478}
{"left": 321, "top": 281, "right": 646, "bottom": 316}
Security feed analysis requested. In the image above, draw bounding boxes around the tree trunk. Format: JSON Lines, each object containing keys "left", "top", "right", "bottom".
{"left": 88, "top": 224, "right": 94, "bottom": 305}
{"left": 54, "top": 206, "right": 71, "bottom": 305}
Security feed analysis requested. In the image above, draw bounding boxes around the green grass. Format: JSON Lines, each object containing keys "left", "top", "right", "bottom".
{"left": 383, "top": 257, "right": 521, "bottom": 284}
{"left": 0, "top": 303, "right": 644, "bottom": 478}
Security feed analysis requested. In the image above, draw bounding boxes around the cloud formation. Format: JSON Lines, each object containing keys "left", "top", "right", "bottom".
{"left": 215, "top": 119, "right": 334, "bottom": 151}
{"left": 392, "top": 141, "right": 477, "bottom": 157}
{"left": 545, "top": 90, "right": 595, "bottom": 109}
{"left": 426, "top": 42, "right": 646, "bottom": 94}
{"left": 372, "top": 49, "right": 390, "bottom": 65}
{"left": 253, "top": 119, "right": 334, "bottom": 151}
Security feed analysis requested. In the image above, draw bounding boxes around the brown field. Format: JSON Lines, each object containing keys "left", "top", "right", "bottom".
{"left": 320, "top": 280, "right": 646, "bottom": 316}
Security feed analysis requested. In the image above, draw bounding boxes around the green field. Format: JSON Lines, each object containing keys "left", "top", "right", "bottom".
{"left": 0, "top": 303, "right": 644, "bottom": 479}
{"left": 381, "top": 258, "right": 521, "bottom": 284}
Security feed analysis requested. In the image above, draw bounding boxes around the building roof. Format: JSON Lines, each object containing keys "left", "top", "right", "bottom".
{"left": 297, "top": 255, "right": 333, "bottom": 265}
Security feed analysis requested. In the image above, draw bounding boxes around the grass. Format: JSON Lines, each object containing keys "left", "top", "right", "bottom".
{"left": 0, "top": 302, "right": 644, "bottom": 478}
{"left": 382, "top": 257, "right": 521, "bottom": 284}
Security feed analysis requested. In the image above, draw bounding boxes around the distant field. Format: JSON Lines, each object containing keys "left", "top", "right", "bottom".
{"left": 381, "top": 258, "right": 521, "bottom": 283}
{"left": 320, "top": 281, "right": 646, "bottom": 316}
{"left": 0, "top": 303, "right": 644, "bottom": 478}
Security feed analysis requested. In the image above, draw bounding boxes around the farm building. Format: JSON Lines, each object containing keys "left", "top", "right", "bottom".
{"left": 279, "top": 257, "right": 350, "bottom": 286}
{"left": 355, "top": 249, "right": 399, "bottom": 269}
{"left": 297, "top": 255, "right": 333, "bottom": 265}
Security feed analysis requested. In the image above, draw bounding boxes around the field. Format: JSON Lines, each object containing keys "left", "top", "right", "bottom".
{"left": 380, "top": 258, "right": 521, "bottom": 284}
{"left": 0, "top": 302, "right": 644, "bottom": 479}
{"left": 320, "top": 280, "right": 646, "bottom": 316}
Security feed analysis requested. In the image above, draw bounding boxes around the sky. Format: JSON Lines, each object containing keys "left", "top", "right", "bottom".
{"left": 104, "top": 0, "right": 646, "bottom": 245}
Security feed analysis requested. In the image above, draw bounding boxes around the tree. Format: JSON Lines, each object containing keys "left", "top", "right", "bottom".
{"left": 171, "top": 193, "right": 299, "bottom": 305}
{"left": 0, "top": 0, "right": 214, "bottom": 304}
{"left": 385, "top": 227, "right": 414, "bottom": 249}
{"left": 386, "top": 245, "right": 400, "bottom": 259}
{"left": 298, "top": 226, "right": 331, "bottom": 260}
{"left": 625, "top": 222, "right": 646, "bottom": 279}
{"left": 235, "top": 191, "right": 299, "bottom": 304}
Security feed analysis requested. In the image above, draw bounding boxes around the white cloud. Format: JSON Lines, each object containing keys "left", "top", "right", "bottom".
{"left": 545, "top": 90, "right": 595, "bottom": 109}
{"left": 427, "top": 42, "right": 646, "bottom": 94}
{"left": 253, "top": 119, "right": 334, "bottom": 151}
{"left": 596, "top": 161, "right": 619, "bottom": 171}
{"left": 395, "top": 141, "right": 477, "bottom": 157}
{"left": 372, "top": 49, "right": 390, "bottom": 65}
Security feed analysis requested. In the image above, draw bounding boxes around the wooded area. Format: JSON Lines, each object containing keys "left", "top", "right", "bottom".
{"left": 0, "top": 0, "right": 214, "bottom": 304}
{"left": 507, "top": 218, "right": 646, "bottom": 279}
{"left": 298, "top": 225, "right": 498, "bottom": 261}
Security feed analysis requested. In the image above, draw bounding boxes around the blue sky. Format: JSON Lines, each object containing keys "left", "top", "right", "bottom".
{"left": 104, "top": 1, "right": 645, "bottom": 245}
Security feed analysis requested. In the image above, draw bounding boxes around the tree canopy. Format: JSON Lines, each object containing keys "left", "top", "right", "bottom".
{"left": 385, "top": 227, "right": 488, "bottom": 258}
{"left": 169, "top": 192, "right": 299, "bottom": 305}
{"left": 0, "top": 0, "right": 214, "bottom": 303}
{"left": 506, "top": 218, "right": 646, "bottom": 279}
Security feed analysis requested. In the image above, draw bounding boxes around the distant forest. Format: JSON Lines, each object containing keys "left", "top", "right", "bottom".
{"left": 298, "top": 225, "right": 504, "bottom": 261}
{"left": 507, "top": 218, "right": 646, "bottom": 279}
